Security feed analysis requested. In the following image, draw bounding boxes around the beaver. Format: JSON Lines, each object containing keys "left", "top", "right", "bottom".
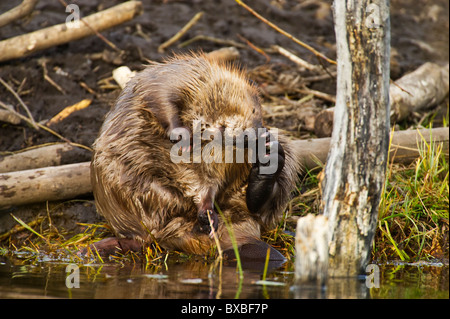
{"left": 89, "top": 53, "right": 299, "bottom": 261}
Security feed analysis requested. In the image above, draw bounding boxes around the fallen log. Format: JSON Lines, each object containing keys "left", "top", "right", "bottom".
{"left": 0, "top": 128, "right": 447, "bottom": 208}
{"left": 294, "top": 127, "right": 449, "bottom": 170}
{"left": 390, "top": 63, "right": 449, "bottom": 122}
{"left": 0, "top": 1, "right": 143, "bottom": 63}
{"left": 0, "top": 162, "right": 91, "bottom": 208}
{"left": 0, "top": 143, "right": 91, "bottom": 173}
{"left": 314, "top": 63, "right": 449, "bottom": 137}
{"left": 0, "top": 0, "right": 38, "bottom": 28}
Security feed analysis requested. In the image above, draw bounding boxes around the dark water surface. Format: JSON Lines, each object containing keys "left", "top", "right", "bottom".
{"left": 0, "top": 253, "right": 448, "bottom": 299}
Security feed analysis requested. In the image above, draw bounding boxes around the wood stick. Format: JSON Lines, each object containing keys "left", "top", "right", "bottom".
{"left": 0, "top": 77, "right": 38, "bottom": 130}
{"left": 0, "top": 0, "right": 38, "bottom": 28}
{"left": 158, "top": 11, "right": 204, "bottom": 53}
{"left": 0, "top": 128, "right": 447, "bottom": 208}
{"left": 0, "top": 100, "right": 92, "bottom": 151}
{"left": 272, "top": 45, "right": 321, "bottom": 72}
{"left": 206, "top": 47, "right": 240, "bottom": 62}
{"left": 0, "top": 143, "right": 91, "bottom": 173}
{"left": 0, "top": 109, "right": 21, "bottom": 125}
{"left": 0, "top": 1, "right": 143, "bottom": 63}
{"left": 0, "top": 162, "right": 92, "bottom": 208}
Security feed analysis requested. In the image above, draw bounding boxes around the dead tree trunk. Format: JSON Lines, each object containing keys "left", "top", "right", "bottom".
{"left": 321, "top": 0, "right": 391, "bottom": 277}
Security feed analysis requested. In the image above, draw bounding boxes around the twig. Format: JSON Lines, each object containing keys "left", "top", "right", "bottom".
{"left": 46, "top": 99, "right": 92, "bottom": 126}
{"left": 299, "top": 86, "right": 336, "bottom": 104}
{"left": 303, "top": 72, "right": 337, "bottom": 83}
{"left": 38, "top": 58, "right": 66, "bottom": 95}
{"left": 0, "top": 100, "right": 92, "bottom": 152}
{"left": 0, "top": 100, "right": 32, "bottom": 125}
{"left": 0, "top": 0, "right": 39, "bottom": 28}
{"left": 0, "top": 77, "right": 38, "bottom": 130}
{"left": 0, "top": 142, "right": 91, "bottom": 173}
{"left": 272, "top": 45, "right": 320, "bottom": 72}
{"left": 178, "top": 34, "right": 246, "bottom": 49}
{"left": 158, "top": 11, "right": 204, "bottom": 53}
{"left": 79, "top": 81, "right": 97, "bottom": 96}
{"left": 0, "top": 109, "right": 21, "bottom": 125}
{"left": 235, "top": 0, "right": 336, "bottom": 65}
{"left": 37, "top": 123, "right": 93, "bottom": 152}
{"left": 237, "top": 34, "right": 270, "bottom": 62}
{"left": 390, "top": 78, "right": 413, "bottom": 96}
{"left": 56, "top": 0, "right": 122, "bottom": 52}
{"left": 206, "top": 47, "right": 240, "bottom": 62}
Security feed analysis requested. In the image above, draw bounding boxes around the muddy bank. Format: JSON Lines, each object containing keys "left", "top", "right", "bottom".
{"left": 0, "top": 0, "right": 448, "bottom": 243}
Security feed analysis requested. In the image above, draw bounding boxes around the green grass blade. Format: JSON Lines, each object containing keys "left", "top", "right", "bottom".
{"left": 10, "top": 214, "right": 47, "bottom": 242}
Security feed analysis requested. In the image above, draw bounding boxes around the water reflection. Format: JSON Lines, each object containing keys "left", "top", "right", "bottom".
{"left": 0, "top": 254, "right": 448, "bottom": 299}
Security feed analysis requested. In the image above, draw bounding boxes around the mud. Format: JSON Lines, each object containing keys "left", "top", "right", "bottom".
{"left": 0, "top": 0, "right": 448, "bottom": 236}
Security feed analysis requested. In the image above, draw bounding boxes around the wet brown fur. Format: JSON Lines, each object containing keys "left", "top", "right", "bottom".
{"left": 91, "top": 53, "right": 299, "bottom": 256}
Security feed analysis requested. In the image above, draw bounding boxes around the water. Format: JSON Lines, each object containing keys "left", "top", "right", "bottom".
{"left": 0, "top": 253, "right": 448, "bottom": 299}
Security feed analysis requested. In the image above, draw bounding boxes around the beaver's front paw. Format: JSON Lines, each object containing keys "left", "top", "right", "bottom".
{"left": 254, "top": 130, "right": 285, "bottom": 177}
{"left": 246, "top": 130, "right": 285, "bottom": 214}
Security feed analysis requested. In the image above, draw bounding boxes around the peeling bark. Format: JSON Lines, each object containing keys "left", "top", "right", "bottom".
{"left": 321, "top": 0, "right": 391, "bottom": 277}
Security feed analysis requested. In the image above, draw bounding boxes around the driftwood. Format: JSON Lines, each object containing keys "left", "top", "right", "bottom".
{"left": 314, "top": 62, "right": 450, "bottom": 137}
{"left": 293, "top": 127, "right": 448, "bottom": 170}
{"left": 390, "top": 63, "right": 449, "bottom": 122}
{"left": 46, "top": 99, "right": 92, "bottom": 127}
{"left": 0, "top": 128, "right": 447, "bottom": 209}
{"left": 0, "top": 162, "right": 91, "bottom": 208}
{"left": 0, "top": 109, "right": 21, "bottom": 125}
{"left": 0, "top": 0, "right": 38, "bottom": 28}
{"left": 0, "top": 1, "right": 143, "bottom": 63}
{"left": 0, "top": 143, "right": 91, "bottom": 173}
